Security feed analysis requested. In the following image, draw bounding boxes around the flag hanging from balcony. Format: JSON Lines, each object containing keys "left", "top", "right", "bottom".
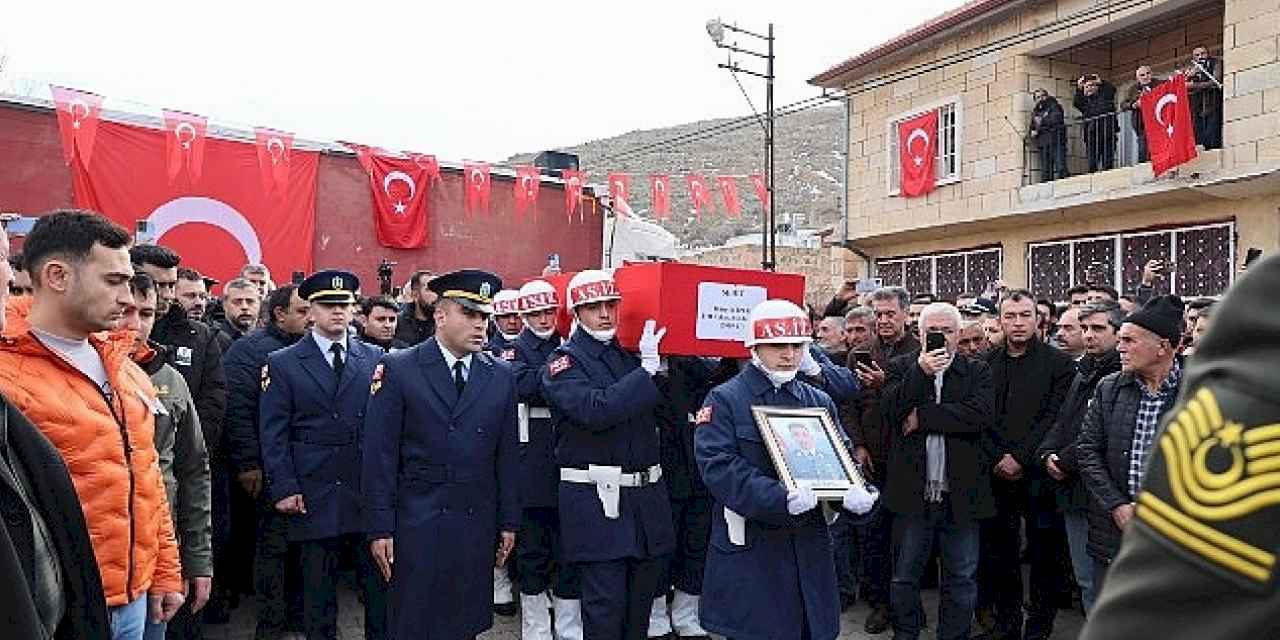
{"left": 1140, "top": 74, "right": 1197, "bottom": 177}
{"left": 897, "top": 110, "right": 938, "bottom": 197}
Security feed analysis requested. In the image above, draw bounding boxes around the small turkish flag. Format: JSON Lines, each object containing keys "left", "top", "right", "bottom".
{"left": 607, "top": 173, "right": 630, "bottom": 218}
{"left": 563, "top": 170, "right": 585, "bottom": 220}
{"left": 687, "top": 173, "right": 714, "bottom": 220}
{"left": 898, "top": 110, "right": 938, "bottom": 198}
{"left": 717, "top": 176, "right": 742, "bottom": 218}
{"left": 49, "top": 85, "right": 104, "bottom": 167}
{"left": 368, "top": 153, "right": 431, "bottom": 248}
{"left": 462, "top": 162, "right": 491, "bottom": 216}
{"left": 1141, "top": 74, "right": 1198, "bottom": 176}
{"left": 254, "top": 128, "right": 294, "bottom": 199}
{"left": 749, "top": 174, "right": 769, "bottom": 213}
{"left": 408, "top": 153, "right": 442, "bottom": 185}
{"left": 338, "top": 141, "right": 391, "bottom": 174}
{"left": 162, "top": 110, "right": 208, "bottom": 185}
{"left": 650, "top": 174, "right": 671, "bottom": 219}
{"left": 514, "top": 165, "right": 541, "bottom": 219}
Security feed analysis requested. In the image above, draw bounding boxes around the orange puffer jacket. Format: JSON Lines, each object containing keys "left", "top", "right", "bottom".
{"left": 0, "top": 314, "right": 184, "bottom": 606}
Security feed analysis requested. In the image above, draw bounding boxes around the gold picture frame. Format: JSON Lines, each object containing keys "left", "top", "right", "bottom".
{"left": 751, "top": 406, "right": 865, "bottom": 500}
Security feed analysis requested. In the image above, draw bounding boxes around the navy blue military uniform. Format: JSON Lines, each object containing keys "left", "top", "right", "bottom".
{"left": 488, "top": 333, "right": 518, "bottom": 361}
{"left": 259, "top": 271, "right": 387, "bottom": 640}
{"left": 694, "top": 364, "right": 848, "bottom": 640}
{"left": 363, "top": 270, "right": 521, "bottom": 640}
{"left": 511, "top": 328, "right": 581, "bottom": 601}
{"left": 542, "top": 329, "right": 675, "bottom": 640}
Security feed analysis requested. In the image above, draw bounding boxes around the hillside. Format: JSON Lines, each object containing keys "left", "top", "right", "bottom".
{"left": 510, "top": 105, "right": 846, "bottom": 248}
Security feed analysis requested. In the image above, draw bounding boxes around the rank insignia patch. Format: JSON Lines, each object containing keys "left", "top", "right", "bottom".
{"left": 371, "top": 362, "right": 385, "bottom": 395}
{"left": 501, "top": 349, "right": 516, "bottom": 362}
{"left": 694, "top": 406, "right": 713, "bottom": 425}
{"left": 260, "top": 365, "right": 270, "bottom": 392}
{"left": 1136, "top": 387, "right": 1280, "bottom": 586}
{"left": 548, "top": 355, "right": 572, "bottom": 377}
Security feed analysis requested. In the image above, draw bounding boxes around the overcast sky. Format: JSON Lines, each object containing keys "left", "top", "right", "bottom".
{"left": 1, "top": 0, "right": 965, "bottom": 162}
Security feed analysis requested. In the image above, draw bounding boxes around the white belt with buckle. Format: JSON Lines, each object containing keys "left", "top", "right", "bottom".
{"left": 560, "top": 464, "right": 663, "bottom": 519}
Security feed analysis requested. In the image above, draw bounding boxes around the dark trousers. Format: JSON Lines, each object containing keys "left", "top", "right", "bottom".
{"left": 253, "top": 503, "right": 302, "bottom": 639}
{"left": 208, "top": 459, "right": 232, "bottom": 604}
{"left": 1136, "top": 132, "right": 1150, "bottom": 163}
{"left": 164, "top": 598, "right": 201, "bottom": 640}
{"left": 1091, "top": 556, "right": 1112, "bottom": 600}
{"left": 830, "top": 512, "right": 858, "bottom": 604}
{"left": 658, "top": 496, "right": 711, "bottom": 596}
{"left": 889, "top": 501, "right": 979, "bottom": 640}
{"left": 979, "top": 484, "right": 1068, "bottom": 640}
{"left": 299, "top": 533, "right": 387, "bottom": 640}
{"left": 1195, "top": 109, "right": 1222, "bottom": 150}
{"left": 857, "top": 497, "right": 893, "bottom": 609}
{"left": 517, "top": 507, "right": 581, "bottom": 598}
{"left": 580, "top": 556, "right": 667, "bottom": 640}
{"left": 1084, "top": 130, "right": 1116, "bottom": 172}
{"left": 1038, "top": 137, "right": 1068, "bottom": 182}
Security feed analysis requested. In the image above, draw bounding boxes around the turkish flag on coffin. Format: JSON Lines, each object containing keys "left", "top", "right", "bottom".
{"left": 366, "top": 154, "right": 432, "bottom": 249}
{"left": 897, "top": 110, "right": 938, "bottom": 198}
{"left": 70, "top": 120, "right": 317, "bottom": 285}
{"left": 1141, "top": 74, "right": 1198, "bottom": 177}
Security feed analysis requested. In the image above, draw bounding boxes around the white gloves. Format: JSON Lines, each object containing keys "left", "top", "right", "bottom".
{"left": 786, "top": 487, "right": 819, "bottom": 515}
{"left": 842, "top": 484, "right": 879, "bottom": 515}
{"left": 639, "top": 319, "right": 667, "bottom": 375}
{"left": 799, "top": 346, "right": 822, "bottom": 377}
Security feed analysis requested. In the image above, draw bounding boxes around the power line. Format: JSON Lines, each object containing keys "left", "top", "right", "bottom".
{"left": 600, "top": 0, "right": 1152, "bottom": 161}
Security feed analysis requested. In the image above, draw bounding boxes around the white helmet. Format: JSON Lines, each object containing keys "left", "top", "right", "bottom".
{"left": 518, "top": 280, "right": 559, "bottom": 314}
{"left": 566, "top": 269, "right": 621, "bottom": 309}
{"left": 492, "top": 289, "right": 522, "bottom": 317}
{"left": 744, "top": 299, "right": 814, "bottom": 348}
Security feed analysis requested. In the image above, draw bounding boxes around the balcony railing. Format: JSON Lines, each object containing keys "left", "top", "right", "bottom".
{"left": 1020, "top": 110, "right": 1150, "bottom": 186}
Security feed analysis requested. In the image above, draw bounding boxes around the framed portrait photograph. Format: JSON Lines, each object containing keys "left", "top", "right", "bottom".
{"left": 751, "top": 406, "right": 865, "bottom": 500}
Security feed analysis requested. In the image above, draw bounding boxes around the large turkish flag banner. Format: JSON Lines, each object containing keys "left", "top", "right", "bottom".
{"left": 897, "top": 110, "right": 938, "bottom": 198}
{"left": 71, "top": 120, "right": 317, "bottom": 285}
{"left": 366, "top": 153, "right": 431, "bottom": 249}
{"left": 1141, "top": 74, "right": 1198, "bottom": 176}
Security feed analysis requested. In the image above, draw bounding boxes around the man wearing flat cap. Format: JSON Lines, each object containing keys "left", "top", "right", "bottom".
{"left": 1082, "top": 257, "right": 1280, "bottom": 639}
{"left": 1076, "top": 295, "right": 1185, "bottom": 596}
{"left": 363, "top": 268, "right": 521, "bottom": 639}
{"left": 259, "top": 269, "right": 388, "bottom": 639}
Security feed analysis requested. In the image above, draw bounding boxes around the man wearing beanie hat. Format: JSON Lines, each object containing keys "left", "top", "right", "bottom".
{"left": 1077, "top": 294, "right": 1185, "bottom": 595}
{"left": 1081, "top": 257, "right": 1280, "bottom": 639}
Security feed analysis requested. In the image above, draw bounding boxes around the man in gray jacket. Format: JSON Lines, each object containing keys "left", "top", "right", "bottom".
{"left": 124, "top": 273, "right": 212, "bottom": 640}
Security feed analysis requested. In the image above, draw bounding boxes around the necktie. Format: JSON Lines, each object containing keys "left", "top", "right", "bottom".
{"left": 453, "top": 360, "right": 466, "bottom": 395}
{"left": 330, "top": 343, "right": 345, "bottom": 379}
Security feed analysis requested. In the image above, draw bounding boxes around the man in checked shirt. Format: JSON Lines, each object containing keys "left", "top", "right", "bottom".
{"left": 1077, "top": 295, "right": 1185, "bottom": 596}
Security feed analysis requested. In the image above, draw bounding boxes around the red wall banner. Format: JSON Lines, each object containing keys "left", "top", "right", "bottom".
{"left": 70, "top": 120, "right": 317, "bottom": 285}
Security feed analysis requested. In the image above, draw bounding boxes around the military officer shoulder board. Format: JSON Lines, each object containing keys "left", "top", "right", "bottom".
{"left": 1135, "top": 383, "right": 1280, "bottom": 591}
{"left": 694, "top": 406, "right": 713, "bottom": 425}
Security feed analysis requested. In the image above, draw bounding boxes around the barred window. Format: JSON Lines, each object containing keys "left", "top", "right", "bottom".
{"left": 1027, "top": 221, "right": 1234, "bottom": 300}
{"left": 876, "top": 246, "right": 1001, "bottom": 298}
{"left": 887, "top": 100, "right": 961, "bottom": 195}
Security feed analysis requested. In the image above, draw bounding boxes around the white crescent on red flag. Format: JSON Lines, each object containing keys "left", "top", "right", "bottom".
{"left": 253, "top": 128, "right": 294, "bottom": 200}
{"left": 749, "top": 174, "right": 769, "bottom": 212}
{"left": 462, "top": 162, "right": 491, "bottom": 216}
{"left": 650, "top": 174, "right": 671, "bottom": 219}
{"left": 49, "top": 85, "right": 104, "bottom": 167}
{"left": 1140, "top": 74, "right": 1198, "bottom": 177}
{"left": 562, "top": 170, "right": 585, "bottom": 221}
{"left": 162, "top": 110, "right": 208, "bottom": 185}
{"left": 367, "top": 153, "right": 431, "bottom": 248}
{"left": 897, "top": 110, "right": 938, "bottom": 198}
{"left": 687, "top": 173, "right": 714, "bottom": 220}
{"left": 514, "top": 165, "right": 541, "bottom": 219}
{"left": 717, "top": 176, "right": 742, "bottom": 218}
{"left": 607, "top": 173, "right": 631, "bottom": 218}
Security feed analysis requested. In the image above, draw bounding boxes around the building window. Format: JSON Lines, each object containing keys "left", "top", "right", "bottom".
{"left": 1027, "top": 221, "right": 1234, "bottom": 300}
{"left": 887, "top": 99, "right": 961, "bottom": 196}
{"left": 877, "top": 246, "right": 1001, "bottom": 299}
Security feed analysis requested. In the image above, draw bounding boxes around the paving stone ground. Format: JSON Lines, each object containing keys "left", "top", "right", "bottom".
{"left": 204, "top": 584, "right": 1084, "bottom": 639}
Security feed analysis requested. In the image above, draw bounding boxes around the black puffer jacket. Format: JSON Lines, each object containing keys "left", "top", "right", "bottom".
{"left": 222, "top": 324, "right": 300, "bottom": 473}
{"left": 1036, "top": 349, "right": 1121, "bottom": 511}
{"left": 1076, "top": 368, "right": 1180, "bottom": 562}
{"left": 152, "top": 303, "right": 226, "bottom": 455}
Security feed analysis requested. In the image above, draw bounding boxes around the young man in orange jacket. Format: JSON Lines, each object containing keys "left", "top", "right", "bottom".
{"left": 0, "top": 210, "right": 185, "bottom": 640}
